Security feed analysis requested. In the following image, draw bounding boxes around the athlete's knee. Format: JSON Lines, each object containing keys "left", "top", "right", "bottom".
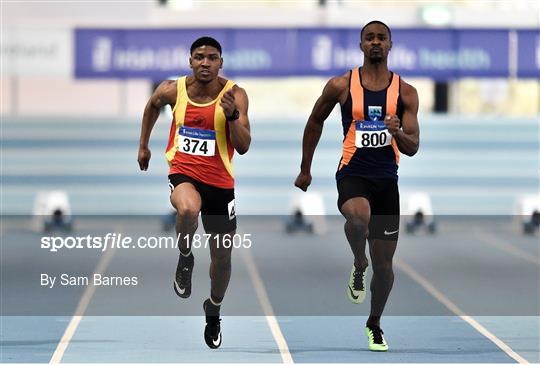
{"left": 345, "top": 214, "right": 370, "bottom": 235}
{"left": 211, "top": 252, "right": 232, "bottom": 272}
{"left": 170, "top": 186, "right": 200, "bottom": 219}
{"left": 372, "top": 262, "right": 394, "bottom": 278}
{"left": 175, "top": 202, "right": 199, "bottom": 222}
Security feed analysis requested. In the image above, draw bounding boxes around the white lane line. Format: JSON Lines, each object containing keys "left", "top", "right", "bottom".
{"left": 49, "top": 242, "right": 118, "bottom": 364}
{"left": 395, "top": 258, "right": 529, "bottom": 364}
{"left": 240, "top": 248, "right": 294, "bottom": 364}
{"left": 473, "top": 231, "right": 540, "bottom": 267}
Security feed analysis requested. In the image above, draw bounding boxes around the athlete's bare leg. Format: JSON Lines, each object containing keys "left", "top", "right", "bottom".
{"left": 170, "top": 183, "right": 201, "bottom": 253}
{"left": 208, "top": 231, "right": 234, "bottom": 304}
{"left": 366, "top": 238, "right": 397, "bottom": 327}
{"left": 341, "top": 197, "right": 371, "bottom": 270}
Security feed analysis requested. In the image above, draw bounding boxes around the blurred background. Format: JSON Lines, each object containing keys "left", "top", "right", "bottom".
{"left": 1, "top": 0, "right": 539, "bottom": 216}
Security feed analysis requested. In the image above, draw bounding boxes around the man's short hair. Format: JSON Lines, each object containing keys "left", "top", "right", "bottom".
{"left": 190, "top": 37, "right": 222, "bottom": 55}
{"left": 361, "top": 20, "right": 392, "bottom": 40}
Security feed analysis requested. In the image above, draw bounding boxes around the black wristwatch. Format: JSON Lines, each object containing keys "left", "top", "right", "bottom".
{"left": 226, "top": 109, "right": 240, "bottom": 122}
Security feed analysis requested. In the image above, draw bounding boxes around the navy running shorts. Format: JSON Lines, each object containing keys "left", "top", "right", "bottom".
{"left": 337, "top": 176, "right": 400, "bottom": 241}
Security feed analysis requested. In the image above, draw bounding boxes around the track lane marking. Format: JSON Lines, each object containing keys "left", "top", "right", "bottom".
{"left": 240, "top": 248, "right": 294, "bottom": 363}
{"left": 396, "top": 258, "right": 529, "bottom": 364}
{"left": 473, "top": 230, "right": 539, "bottom": 267}
{"left": 49, "top": 237, "right": 118, "bottom": 364}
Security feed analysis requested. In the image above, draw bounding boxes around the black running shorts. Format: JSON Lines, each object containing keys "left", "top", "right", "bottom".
{"left": 168, "top": 173, "right": 236, "bottom": 233}
{"left": 337, "top": 176, "right": 400, "bottom": 241}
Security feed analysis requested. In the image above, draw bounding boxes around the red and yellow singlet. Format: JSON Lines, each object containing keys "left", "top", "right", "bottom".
{"left": 166, "top": 76, "right": 236, "bottom": 189}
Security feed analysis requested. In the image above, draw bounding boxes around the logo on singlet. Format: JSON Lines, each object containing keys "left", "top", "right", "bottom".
{"left": 368, "top": 106, "right": 382, "bottom": 121}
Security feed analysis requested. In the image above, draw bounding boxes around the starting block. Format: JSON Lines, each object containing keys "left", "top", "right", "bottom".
{"left": 285, "top": 192, "right": 327, "bottom": 235}
{"left": 514, "top": 195, "right": 540, "bottom": 235}
{"left": 403, "top": 192, "right": 436, "bottom": 234}
{"left": 32, "top": 190, "right": 73, "bottom": 232}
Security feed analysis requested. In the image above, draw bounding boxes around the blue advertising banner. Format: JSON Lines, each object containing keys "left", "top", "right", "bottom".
{"left": 75, "top": 28, "right": 539, "bottom": 80}
{"left": 517, "top": 30, "right": 540, "bottom": 78}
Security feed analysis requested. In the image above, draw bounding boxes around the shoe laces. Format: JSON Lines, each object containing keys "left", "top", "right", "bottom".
{"left": 368, "top": 325, "right": 384, "bottom": 344}
{"left": 177, "top": 256, "right": 193, "bottom": 286}
{"left": 178, "top": 267, "right": 190, "bottom": 286}
{"left": 205, "top": 309, "right": 221, "bottom": 335}
{"left": 353, "top": 267, "right": 365, "bottom": 291}
{"left": 206, "top": 317, "right": 221, "bottom": 339}
{"left": 206, "top": 316, "right": 221, "bottom": 327}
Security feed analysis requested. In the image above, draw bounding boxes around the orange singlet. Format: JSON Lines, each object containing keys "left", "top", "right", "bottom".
{"left": 336, "top": 67, "right": 402, "bottom": 181}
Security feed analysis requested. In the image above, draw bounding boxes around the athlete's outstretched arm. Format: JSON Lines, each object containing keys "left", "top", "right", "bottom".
{"left": 220, "top": 86, "right": 251, "bottom": 155}
{"left": 138, "top": 80, "right": 176, "bottom": 170}
{"left": 386, "top": 81, "right": 419, "bottom": 157}
{"left": 295, "top": 76, "right": 345, "bottom": 191}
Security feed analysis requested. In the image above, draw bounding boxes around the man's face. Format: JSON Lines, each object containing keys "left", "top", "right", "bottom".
{"left": 360, "top": 24, "right": 392, "bottom": 64}
{"left": 189, "top": 45, "right": 222, "bottom": 83}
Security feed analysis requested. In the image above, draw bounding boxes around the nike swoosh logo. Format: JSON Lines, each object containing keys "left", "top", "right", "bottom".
{"left": 384, "top": 229, "right": 399, "bottom": 235}
{"left": 212, "top": 332, "right": 221, "bottom": 347}
{"left": 348, "top": 285, "right": 359, "bottom": 300}
{"left": 174, "top": 281, "right": 185, "bottom": 294}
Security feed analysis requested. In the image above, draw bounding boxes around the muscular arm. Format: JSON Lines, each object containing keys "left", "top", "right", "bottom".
{"left": 138, "top": 80, "right": 176, "bottom": 170}
{"left": 394, "top": 81, "right": 420, "bottom": 156}
{"left": 295, "top": 75, "right": 347, "bottom": 191}
{"left": 226, "top": 86, "right": 251, "bottom": 155}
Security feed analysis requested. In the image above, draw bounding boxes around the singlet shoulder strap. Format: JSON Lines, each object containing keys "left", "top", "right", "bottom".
{"left": 350, "top": 68, "right": 363, "bottom": 121}
{"left": 217, "top": 80, "right": 235, "bottom": 99}
{"left": 386, "top": 73, "right": 400, "bottom": 116}
{"left": 172, "top": 76, "right": 187, "bottom": 114}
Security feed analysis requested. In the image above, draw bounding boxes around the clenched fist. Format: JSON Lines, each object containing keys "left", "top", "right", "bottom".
{"left": 384, "top": 115, "right": 400, "bottom": 136}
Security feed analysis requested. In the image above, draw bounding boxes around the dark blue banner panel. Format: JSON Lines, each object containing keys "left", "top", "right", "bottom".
{"left": 517, "top": 30, "right": 540, "bottom": 78}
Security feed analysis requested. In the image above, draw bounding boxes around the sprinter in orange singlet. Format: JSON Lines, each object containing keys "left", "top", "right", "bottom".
{"left": 138, "top": 37, "right": 251, "bottom": 349}
{"left": 295, "top": 21, "right": 420, "bottom": 351}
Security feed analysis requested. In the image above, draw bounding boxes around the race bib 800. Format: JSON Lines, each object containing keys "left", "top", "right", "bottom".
{"left": 178, "top": 126, "right": 216, "bottom": 156}
{"left": 355, "top": 120, "right": 392, "bottom": 149}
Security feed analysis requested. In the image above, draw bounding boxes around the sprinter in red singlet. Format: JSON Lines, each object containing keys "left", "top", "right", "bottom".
{"left": 295, "top": 21, "right": 420, "bottom": 351}
{"left": 138, "top": 37, "right": 251, "bottom": 349}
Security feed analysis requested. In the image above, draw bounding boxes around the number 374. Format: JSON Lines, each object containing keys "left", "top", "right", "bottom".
{"left": 182, "top": 138, "right": 209, "bottom": 154}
